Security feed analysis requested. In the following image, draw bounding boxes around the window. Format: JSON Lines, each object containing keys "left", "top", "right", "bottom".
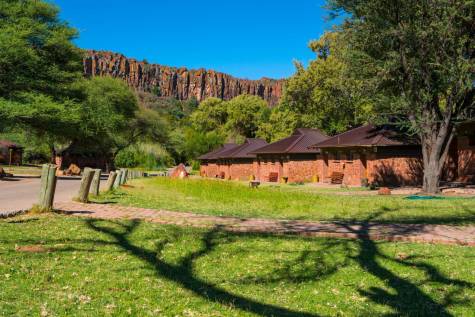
{"left": 334, "top": 151, "right": 341, "bottom": 161}
{"left": 346, "top": 151, "right": 354, "bottom": 161}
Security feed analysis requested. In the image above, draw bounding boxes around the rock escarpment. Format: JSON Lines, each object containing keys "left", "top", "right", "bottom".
{"left": 83, "top": 50, "right": 284, "bottom": 105}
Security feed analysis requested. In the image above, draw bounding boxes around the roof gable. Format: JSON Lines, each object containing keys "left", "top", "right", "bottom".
{"left": 312, "top": 124, "right": 417, "bottom": 148}
{"left": 0, "top": 140, "right": 22, "bottom": 149}
{"left": 197, "top": 143, "right": 239, "bottom": 160}
{"left": 251, "top": 128, "right": 329, "bottom": 154}
{"left": 218, "top": 138, "right": 268, "bottom": 159}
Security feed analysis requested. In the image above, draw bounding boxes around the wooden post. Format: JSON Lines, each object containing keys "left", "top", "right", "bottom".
{"left": 90, "top": 169, "right": 101, "bottom": 196}
{"left": 113, "top": 170, "right": 122, "bottom": 189}
{"left": 105, "top": 171, "right": 117, "bottom": 191}
{"left": 120, "top": 168, "right": 128, "bottom": 184}
{"left": 77, "top": 167, "right": 94, "bottom": 203}
{"left": 37, "top": 164, "right": 57, "bottom": 211}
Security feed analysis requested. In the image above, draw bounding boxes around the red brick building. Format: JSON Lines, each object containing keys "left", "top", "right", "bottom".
{"left": 311, "top": 125, "right": 422, "bottom": 186}
{"left": 55, "top": 142, "right": 112, "bottom": 171}
{"left": 447, "top": 121, "right": 475, "bottom": 184}
{"left": 198, "top": 143, "right": 239, "bottom": 178}
{"left": 250, "top": 129, "right": 329, "bottom": 182}
{"left": 216, "top": 138, "right": 268, "bottom": 180}
{"left": 0, "top": 140, "right": 23, "bottom": 165}
{"left": 199, "top": 140, "right": 268, "bottom": 180}
{"left": 198, "top": 123, "right": 475, "bottom": 187}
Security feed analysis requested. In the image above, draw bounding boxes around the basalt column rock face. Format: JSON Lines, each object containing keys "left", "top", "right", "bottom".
{"left": 83, "top": 50, "right": 284, "bottom": 105}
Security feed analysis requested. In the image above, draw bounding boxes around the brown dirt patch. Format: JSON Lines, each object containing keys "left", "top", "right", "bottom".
{"left": 15, "top": 245, "right": 50, "bottom": 253}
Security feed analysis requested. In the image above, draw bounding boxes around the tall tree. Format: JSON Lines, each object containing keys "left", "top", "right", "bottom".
{"left": 256, "top": 106, "right": 299, "bottom": 142}
{"left": 330, "top": 0, "right": 475, "bottom": 193}
{"left": 280, "top": 31, "right": 375, "bottom": 135}
{"left": 190, "top": 97, "right": 228, "bottom": 133}
{"left": 75, "top": 77, "right": 167, "bottom": 161}
{"left": 0, "top": 0, "right": 83, "bottom": 155}
{"left": 225, "top": 94, "right": 269, "bottom": 141}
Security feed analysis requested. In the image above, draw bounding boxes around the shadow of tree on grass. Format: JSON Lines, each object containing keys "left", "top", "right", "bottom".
{"left": 82, "top": 212, "right": 474, "bottom": 317}
{"left": 338, "top": 209, "right": 473, "bottom": 317}
{"left": 85, "top": 219, "right": 321, "bottom": 317}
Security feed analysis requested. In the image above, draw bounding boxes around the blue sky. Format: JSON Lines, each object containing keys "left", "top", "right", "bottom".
{"left": 51, "top": 0, "right": 338, "bottom": 80}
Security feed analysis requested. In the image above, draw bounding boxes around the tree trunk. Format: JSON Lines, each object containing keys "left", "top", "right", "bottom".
{"left": 50, "top": 144, "right": 56, "bottom": 164}
{"left": 420, "top": 120, "right": 455, "bottom": 194}
{"left": 422, "top": 155, "right": 442, "bottom": 194}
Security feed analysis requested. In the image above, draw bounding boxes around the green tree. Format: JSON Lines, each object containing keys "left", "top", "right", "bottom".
{"left": 225, "top": 94, "right": 269, "bottom": 140}
{"left": 280, "top": 31, "right": 375, "bottom": 135}
{"left": 75, "top": 77, "right": 168, "bottom": 161}
{"left": 330, "top": 0, "right": 475, "bottom": 193}
{"left": 256, "top": 106, "right": 299, "bottom": 142}
{"left": 0, "top": 0, "right": 82, "bottom": 135}
{"left": 190, "top": 97, "right": 228, "bottom": 132}
{"left": 0, "top": 0, "right": 84, "bottom": 161}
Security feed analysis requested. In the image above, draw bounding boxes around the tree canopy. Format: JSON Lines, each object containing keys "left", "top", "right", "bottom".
{"left": 329, "top": 0, "right": 475, "bottom": 192}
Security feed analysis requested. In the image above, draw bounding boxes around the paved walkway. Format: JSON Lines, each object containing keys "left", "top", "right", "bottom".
{"left": 0, "top": 176, "right": 107, "bottom": 214}
{"left": 54, "top": 202, "right": 475, "bottom": 246}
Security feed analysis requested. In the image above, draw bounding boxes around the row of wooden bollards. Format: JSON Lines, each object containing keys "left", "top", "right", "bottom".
{"left": 36, "top": 165, "right": 146, "bottom": 212}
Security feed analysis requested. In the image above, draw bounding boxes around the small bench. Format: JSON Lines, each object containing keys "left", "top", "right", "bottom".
{"left": 268, "top": 172, "right": 279, "bottom": 183}
{"left": 330, "top": 172, "right": 344, "bottom": 184}
{"left": 249, "top": 180, "right": 260, "bottom": 188}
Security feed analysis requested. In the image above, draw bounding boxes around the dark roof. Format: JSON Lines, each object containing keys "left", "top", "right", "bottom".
{"left": 251, "top": 128, "right": 329, "bottom": 154}
{"left": 0, "top": 140, "right": 23, "bottom": 149}
{"left": 197, "top": 143, "right": 239, "bottom": 160}
{"left": 218, "top": 138, "right": 268, "bottom": 159}
{"left": 311, "top": 124, "right": 416, "bottom": 148}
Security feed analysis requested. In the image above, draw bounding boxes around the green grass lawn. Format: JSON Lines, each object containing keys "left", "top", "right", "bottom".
{"left": 94, "top": 177, "right": 475, "bottom": 225}
{"left": 1, "top": 214, "right": 474, "bottom": 316}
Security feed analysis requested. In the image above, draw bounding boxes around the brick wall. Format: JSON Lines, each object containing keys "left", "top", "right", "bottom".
{"left": 320, "top": 149, "right": 423, "bottom": 186}
{"left": 218, "top": 162, "right": 231, "bottom": 179}
{"left": 256, "top": 156, "right": 282, "bottom": 182}
{"left": 229, "top": 159, "right": 255, "bottom": 180}
{"left": 0, "top": 148, "right": 22, "bottom": 165}
{"left": 283, "top": 154, "right": 319, "bottom": 182}
{"left": 368, "top": 156, "right": 423, "bottom": 186}
{"left": 457, "top": 136, "right": 475, "bottom": 182}
{"left": 200, "top": 162, "right": 220, "bottom": 178}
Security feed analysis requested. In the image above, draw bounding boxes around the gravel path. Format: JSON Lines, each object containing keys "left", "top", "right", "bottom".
{"left": 54, "top": 202, "right": 475, "bottom": 246}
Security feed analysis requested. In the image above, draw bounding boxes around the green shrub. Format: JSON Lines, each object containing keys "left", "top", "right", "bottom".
{"left": 115, "top": 143, "right": 174, "bottom": 170}
{"left": 114, "top": 149, "right": 141, "bottom": 168}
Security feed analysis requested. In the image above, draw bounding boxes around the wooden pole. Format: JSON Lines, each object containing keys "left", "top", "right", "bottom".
{"left": 90, "top": 169, "right": 101, "bottom": 196}
{"left": 37, "top": 164, "right": 57, "bottom": 211}
{"left": 120, "top": 168, "right": 128, "bottom": 185}
{"left": 77, "top": 167, "right": 94, "bottom": 203}
{"left": 105, "top": 171, "right": 117, "bottom": 191}
{"left": 113, "top": 170, "right": 122, "bottom": 189}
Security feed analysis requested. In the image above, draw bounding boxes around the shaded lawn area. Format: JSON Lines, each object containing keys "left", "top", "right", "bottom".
{"left": 93, "top": 177, "right": 475, "bottom": 225}
{"left": 1, "top": 214, "right": 474, "bottom": 316}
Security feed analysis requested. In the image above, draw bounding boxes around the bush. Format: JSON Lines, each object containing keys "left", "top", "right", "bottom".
{"left": 191, "top": 160, "right": 200, "bottom": 171}
{"left": 114, "top": 149, "right": 141, "bottom": 168}
{"left": 114, "top": 143, "right": 174, "bottom": 170}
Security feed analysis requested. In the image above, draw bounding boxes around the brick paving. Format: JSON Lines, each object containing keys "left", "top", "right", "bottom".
{"left": 54, "top": 202, "right": 475, "bottom": 246}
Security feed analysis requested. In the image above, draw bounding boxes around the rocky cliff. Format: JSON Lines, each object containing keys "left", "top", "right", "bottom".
{"left": 83, "top": 51, "right": 284, "bottom": 105}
